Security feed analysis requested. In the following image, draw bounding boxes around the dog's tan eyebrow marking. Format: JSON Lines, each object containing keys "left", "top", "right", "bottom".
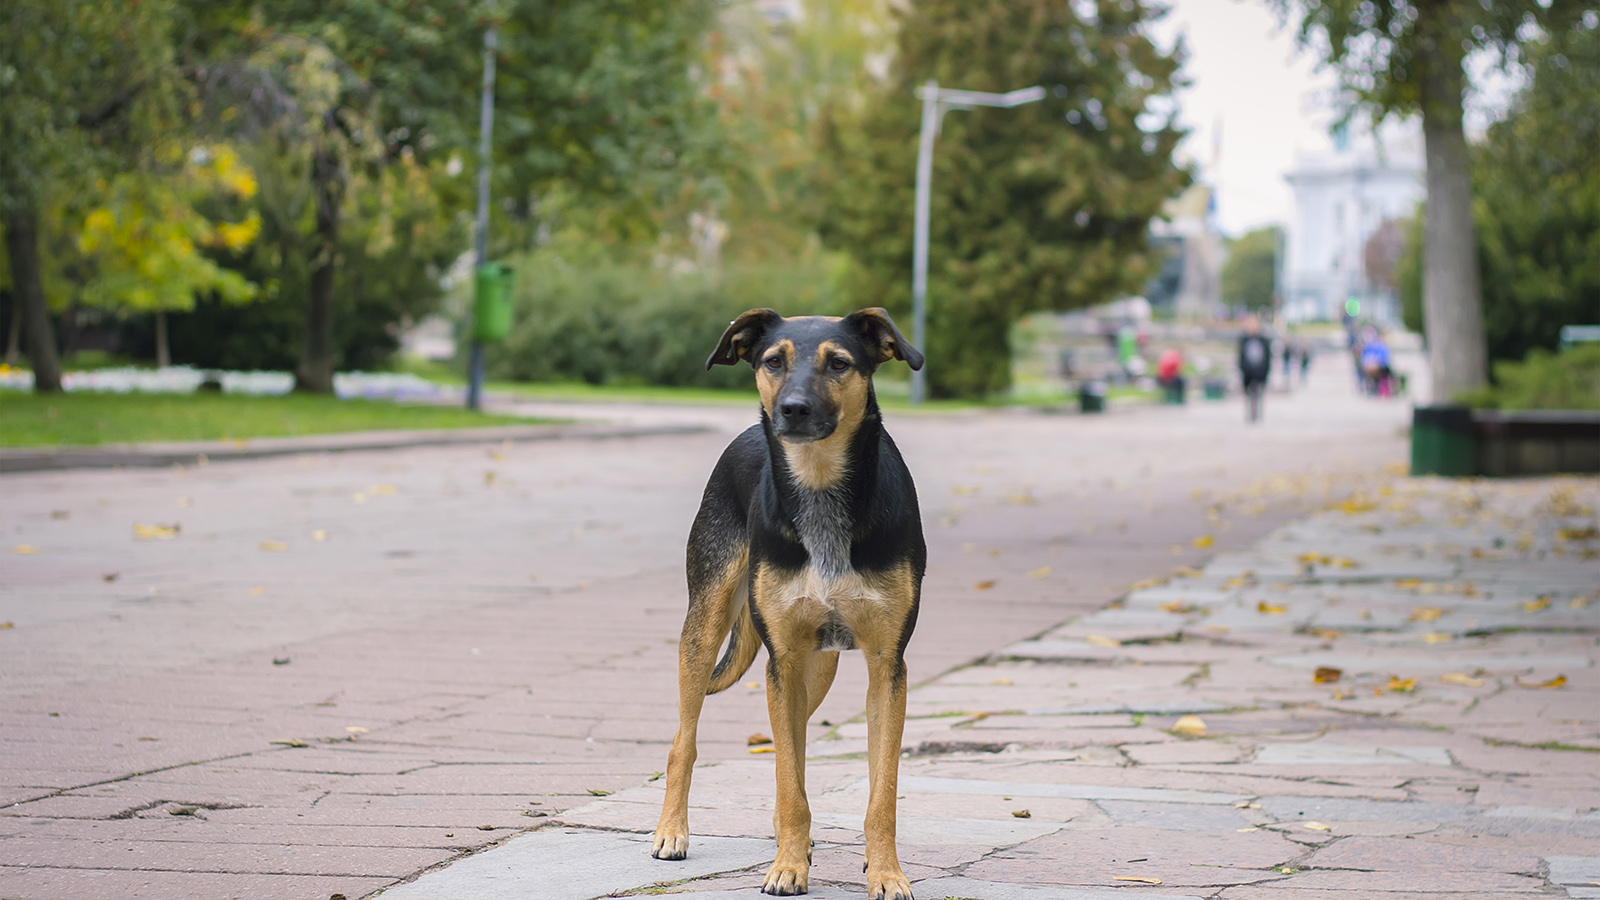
{"left": 762, "top": 340, "right": 796, "bottom": 366}
{"left": 815, "top": 342, "right": 853, "bottom": 367}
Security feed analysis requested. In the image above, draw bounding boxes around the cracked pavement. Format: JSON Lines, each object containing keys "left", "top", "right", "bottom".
{"left": 3, "top": 355, "right": 1597, "bottom": 899}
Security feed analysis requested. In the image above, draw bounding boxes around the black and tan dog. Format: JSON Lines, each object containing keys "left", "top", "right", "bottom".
{"left": 651, "top": 308, "right": 926, "bottom": 899}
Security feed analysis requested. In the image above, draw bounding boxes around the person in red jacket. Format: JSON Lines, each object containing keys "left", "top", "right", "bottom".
{"left": 1156, "top": 348, "right": 1184, "bottom": 403}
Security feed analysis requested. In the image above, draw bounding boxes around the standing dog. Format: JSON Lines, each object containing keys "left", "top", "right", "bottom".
{"left": 651, "top": 308, "right": 926, "bottom": 900}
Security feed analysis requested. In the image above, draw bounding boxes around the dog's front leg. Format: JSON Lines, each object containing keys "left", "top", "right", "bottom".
{"left": 762, "top": 648, "right": 812, "bottom": 895}
{"left": 863, "top": 648, "right": 913, "bottom": 900}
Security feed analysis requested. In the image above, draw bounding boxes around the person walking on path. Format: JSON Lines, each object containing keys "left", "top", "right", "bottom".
{"left": 1238, "top": 315, "right": 1272, "bottom": 423}
{"left": 1298, "top": 339, "right": 1313, "bottom": 385}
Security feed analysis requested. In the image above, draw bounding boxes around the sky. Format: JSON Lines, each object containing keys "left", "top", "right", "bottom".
{"left": 1149, "top": 0, "right": 1339, "bottom": 237}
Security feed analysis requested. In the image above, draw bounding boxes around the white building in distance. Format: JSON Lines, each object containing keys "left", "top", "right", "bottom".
{"left": 1281, "top": 119, "right": 1424, "bottom": 323}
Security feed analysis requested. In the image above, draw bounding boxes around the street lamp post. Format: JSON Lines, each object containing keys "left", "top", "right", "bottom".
{"left": 909, "top": 80, "right": 1046, "bottom": 405}
{"left": 466, "top": 27, "right": 497, "bottom": 412}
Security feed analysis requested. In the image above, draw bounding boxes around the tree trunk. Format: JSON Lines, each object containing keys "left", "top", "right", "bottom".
{"left": 295, "top": 141, "right": 342, "bottom": 394}
{"left": 155, "top": 310, "right": 171, "bottom": 368}
{"left": 1417, "top": 3, "right": 1488, "bottom": 404}
{"left": 4, "top": 208, "right": 64, "bottom": 393}
{"left": 4, "top": 289, "right": 21, "bottom": 366}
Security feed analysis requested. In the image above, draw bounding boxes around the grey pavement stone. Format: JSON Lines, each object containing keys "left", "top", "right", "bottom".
{"left": 902, "top": 877, "right": 1205, "bottom": 900}
{"left": 1257, "top": 796, "right": 1474, "bottom": 824}
{"left": 813, "top": 813, "right": 1066, "bottom": 846}
{"left": 894, "top": 775, "right": 1249, "bottom": 806}
{"left": 1094, "top": 799, "right": 1254, "bottom": 830}
{"left": 374, "top": 829, "right": 772, "bottom": 900}
{"left": 1252, "top": 744, "right": 1452, "bottom": 766}
{"left": 1548, "top": 856, "right": 1600, "bottom": 886}
{"left": 1023, "top": 700, "right": 1230, "bottom": 716}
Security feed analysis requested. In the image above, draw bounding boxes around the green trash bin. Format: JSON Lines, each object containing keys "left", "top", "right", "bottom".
{"left": 472, "top": 263, "right": 515, "bottom": 343}
{"left": 1410, "top": 405, "right": 1476, "bottom": 476}
{"left": 1079, "top": 380, "right": 1107, "bottom": 414}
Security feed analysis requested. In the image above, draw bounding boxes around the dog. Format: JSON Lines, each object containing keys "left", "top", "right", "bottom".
{"left": 651, "top": 308, "right": 927, "bottom": 900}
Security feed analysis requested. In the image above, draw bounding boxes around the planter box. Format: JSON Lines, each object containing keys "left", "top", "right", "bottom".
{"left": 1412, "top": 405, "right": 1600, "bottom": 477}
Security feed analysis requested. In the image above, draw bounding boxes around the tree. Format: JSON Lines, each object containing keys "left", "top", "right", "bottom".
{"left": 1400, "top": 15, "right": 1600, "bottom": 368}
{"left": 1272, "top": 0, "right": 1587, "bottom": 403}
{"left": 0, "top": 0, "right": 179, "bottom": 392}
{"left": 76, "top": 143, "right": 262, "bottom": 366}
{"left": 1222, "top": 227, "right": 1280, "bottom": 312}
{"left": 815, "top": 0, "right": 1189, "bottom": 397}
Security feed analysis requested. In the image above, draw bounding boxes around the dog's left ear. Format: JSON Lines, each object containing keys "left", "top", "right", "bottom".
{"left": 843, "top": 308, "right": 923, "bottom": 371}
{"left": 707, "top": 308, "right": 783, "bottom": 369}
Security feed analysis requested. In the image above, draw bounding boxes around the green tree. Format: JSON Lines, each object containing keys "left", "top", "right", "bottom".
{"left": 0, "top": 0, "right": 180, "bottom": 392}
{"left": 1400, "top": 16, "right": 1600, "bottom": 369}
{"left": 1221, "top": 227, "right": 1280, "bottom": 313}
{"left": 1271, "top": 0, "right": 1587, "bottom": 403}
{"left": 815, "top": 0, "right": 1189, "bottom": 397}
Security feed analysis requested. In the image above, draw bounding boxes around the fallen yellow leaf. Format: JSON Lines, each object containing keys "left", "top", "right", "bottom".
{"left": 1385, "top": 676, "right": 1417, "bottom": 693}
{"left": 345, "top": 726, "right": 368, "bottom": 734}
{"left": 1114, "top": 876, "right": 1163, "bottom": 885}
{"left": 1011, "top": 809, "right": 1031, "bottom": 819}
{"left": 1572, "top": 597, "right": 1591, "bottom": 610}
{"left": 1257, "top": 601, "right": 1288, "bottom": 615}
{"left": 1172, "top": 566, "right": 1203, "bottom": 578}
{"left": 1304, "top": 821, "right": 1333, "bottom": 832}
{"left": 12, "top": 544, "right": 36, "bottom": 555}
{"left": 1160, "top": 601, "right": 1196, "bottom": 614}
{"left": 1313, "top": 667, "right": 1343, "bottom": 684}
{"left": 1394, "top": 578, "right": 1422, "bottom": 589}
{"left": 1130, "top": 577, "right": 1167, "bottom": 591}
{"left": 1193, "top": 534, "right": 1215, "bottom": 549}
{"left": 1028, "top": 566, "right": 1052, "bottom": 579}
{"left": 370, "top": 484, "right": 398, "bottom": 495}
{"left": 1171, "top": 715, "right": 1207, "bottom": 737}
{"left": 1521, "top": 597, "right": 1551, "bottom": 613}
{"left": 1557, "top": 526, "right": 1598, "bottom": 541}
{"left": 1515, "top": 674, "right": 1567, "bottom": 689}
{"left": 248, "top": 586, "right": 265, "bottom": 596}
{"left": 951, "top": 484, "right": 979, "bottom": 496}
{"left": 1421, "top": 632, "right": 1453, "bottom": 644}
{"left": 259, "top": 541, "right": 288, "bottom": 552}
{"left": 749, "top": 746, "right": 776, "bottom": 754}
{"left": 1440, "top": 672, "right": 1484, "bottom": 687}
{"left": 1297, "top": 551, "right": 1328, "bottom": 565}
{"left": 312, "top": 530, "right": 328, "bottom": 542}
{"left": 1236, "top": 826, "right": 1260, "bottom": 833}
{"left": 1330, "top": 556, "right": 1358, "bottom": 568}
{"left": 1310, "top": 628, "right": 1341, "bottom": 640}
{"left": 134, "top": 523, "right": 179, "bottom": 540}
{"left": 0, "top": 622, "right": 14, "bottom": 629}
{"left": 351, "top": 493, "right": 368, "bottom": 504}
{"left": 1085, "top": 634, "right": 1121, "bottom": 648}
{"left": 747, "top": 733, "right": 772, "bottom": 746}
{"left": 1409, "top": 607, "right": 1444, "bottom": 622}
{"left": 271, "top": 739, "right": 308, "bottom": 748}
{"left": 975, "top": 580, "right": 996, "bottom": 591}
{"left": 993, "top": 677, "right": 1014, "bottom": 686}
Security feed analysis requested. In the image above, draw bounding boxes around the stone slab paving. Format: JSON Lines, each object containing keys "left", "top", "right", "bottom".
{"left": 521, "top": 474, "right": 1598, "bottom": 899}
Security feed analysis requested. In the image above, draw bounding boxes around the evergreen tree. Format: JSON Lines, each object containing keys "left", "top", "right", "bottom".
{"left": 815, "top": 0, "right": 1189, "bottom": 397}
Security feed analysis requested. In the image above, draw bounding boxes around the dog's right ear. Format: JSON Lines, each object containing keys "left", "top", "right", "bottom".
{"left": 706, "top": 308, "right": 783, "bottom": 369}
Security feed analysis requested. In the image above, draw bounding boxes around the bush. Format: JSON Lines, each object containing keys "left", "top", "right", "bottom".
{"left": 1456, "top": 344, "right": 1600, "bottom": 410}
{"left": 483, "top": 253, "right": 850, "bottom": 388}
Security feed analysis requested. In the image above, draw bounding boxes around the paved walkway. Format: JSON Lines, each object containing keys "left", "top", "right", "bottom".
{"left": 6, "top": 353, "right": 1595, "bottom": 899}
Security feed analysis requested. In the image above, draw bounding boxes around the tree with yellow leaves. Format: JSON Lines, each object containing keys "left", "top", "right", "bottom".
{"left": 76, "top": 143, "right": 264, "bottom": 367}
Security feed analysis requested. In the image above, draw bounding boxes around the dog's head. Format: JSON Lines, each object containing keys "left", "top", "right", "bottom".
{"left": 707, "top": 308, "right": 923, "bottom": 444}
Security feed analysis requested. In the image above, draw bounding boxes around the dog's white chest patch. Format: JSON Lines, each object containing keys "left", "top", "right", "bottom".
{"left": 791, "top": 485, "right": 852, "bottom": 580}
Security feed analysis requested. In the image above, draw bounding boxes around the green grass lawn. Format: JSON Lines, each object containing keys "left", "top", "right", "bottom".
{"left": 0, "top": 392, "right": 538, "bottom": 448}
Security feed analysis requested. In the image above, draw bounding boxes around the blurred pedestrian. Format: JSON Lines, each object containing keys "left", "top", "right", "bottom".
{"left": 1156, "top": 348, "right": 1185, "bottom": 403}
{"left": 1238, "top": 315, "right": 1272, "bottom": 423}
{"left": 1298, "top": 340, "right": 1313, "bottom": 385}
{"left": 1359, "top": 330, "right": 1393, "bottom": 397}
{"left": 1281, "top": 338, "right": 1295, "bottom": 385}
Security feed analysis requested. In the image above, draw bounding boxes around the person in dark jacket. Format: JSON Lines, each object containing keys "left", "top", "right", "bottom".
{"left": 1238, "top": 315, "right": 1272, "bottom": 423}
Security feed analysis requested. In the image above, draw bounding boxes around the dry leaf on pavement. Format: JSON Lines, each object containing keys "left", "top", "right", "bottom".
{"left": 749, "top": 746, "right": 775, "bottom": 754}
{"left": 134, "top": 524, "right": 179, "bottom": 540}
{"left": 1409, "top": 607, "right": 1445, "bottom": 622}
{"left": 993, "top": 677, "right": 1014, "bottom": 685}
{"left": 1440, "top": 672, "right": 1484, "bottom": 687}
{"left": 1385, "top": 676, "right": 1417, "bottom": 693}
{"left": 1521, "top": 597, "right": 1551, "bottom": 612}
{"left": 1114, "top": 877, "right": 1163, "bottom": 884}
{"left": 1421, "top": 632, "right": 1452, "bottom": 644}
{"left": 1085, "top": 635, "right": 1121, "bottom": 648}
{"left": 1171, "top": 715, "right": 1207, "bottom": 737}
{"left": 1011, "top": 809, "right": 1031, "bottom": 818}
{"left": 586, "top": 788, "right": 612, "bottom": 796}
{"left": 12, "top": 545, "right": 36, "bottom": 555}
{"left": 1304, "top": 821, "right": 1333, "bottom": 832}
{"left": 1193, "top": 535, "right": 1215, "bottom": 548}
{"left": 259, "top": 541, "right": 288, "bottom": 552}
{"left": 1515, "top": 674, "right": 1567, "bottom": 689}
{"left": 975, "top": 580, "right": 996, "bottom": 591}
{"left": 1028, "top": 566, "right": 1052, "bottom": 578}
{"left": 370, "top": 484, "right": 398, "bottom": 495}
{"left": 747, "top": 733, "right": 772, "bottom": 746}
{"left": 1313, "top": 667, "right": 1343, "bottom": 684}
{"left": 1257, "top": 601, "right": 1288, "bottom": 615}
{"left": 1172, "top": 566, "right": 1203, "bottom": 578}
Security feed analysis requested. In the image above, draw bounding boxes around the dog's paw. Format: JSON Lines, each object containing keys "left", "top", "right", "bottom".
{"left": 760, "top": 860, "right": 809, "bottom": 896}
{"left": 650, "top": 829, "right": 688, "bottom": 861}
{"left": 867, "top": 868, "right": 913, "bottom": 900}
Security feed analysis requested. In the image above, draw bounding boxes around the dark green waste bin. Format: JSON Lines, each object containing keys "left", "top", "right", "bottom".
{"left": 472, "top": 263, "right": 515, "bottom": 343}
{"left": 1410, "top": 405, "right": 1476, "bottom": 476}
{"left": 1079, "top": 380, "right": 1107, "bottom": 414}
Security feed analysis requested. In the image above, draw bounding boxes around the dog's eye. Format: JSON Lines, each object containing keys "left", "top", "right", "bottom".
{"left": 830, "top": 358, "right": 850, "bottom": 371}
{"left": 764, "top": 356, "right": 782, "bottom": 369}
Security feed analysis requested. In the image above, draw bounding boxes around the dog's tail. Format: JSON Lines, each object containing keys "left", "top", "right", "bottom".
{"left": 706, "top": 599, "right": 758, "bottom": 695}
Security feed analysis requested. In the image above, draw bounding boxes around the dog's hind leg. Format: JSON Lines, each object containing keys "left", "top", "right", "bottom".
{"left": 761, "top": 644, "right": 813, "bottom": 896}
{"left": 652, "top": 548, "right": 748, "bottom": 861}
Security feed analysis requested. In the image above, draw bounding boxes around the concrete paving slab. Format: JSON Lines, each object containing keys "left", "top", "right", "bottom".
{"left": 1252, "top": 744, "right": 1452, "bottom": 766}
{"left": 1547, "top": 855, "right": 1600, "bottom": 887}
{"left": 894, "top": 775, "right": 1249, "bottom": 806}
{"left": 374, "top": 829, "right": 773, "bottom": 900}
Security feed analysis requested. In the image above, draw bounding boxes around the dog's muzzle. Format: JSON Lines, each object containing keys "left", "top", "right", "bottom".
{"left": 773, "top": 397, "right": 837, "bottom": 443}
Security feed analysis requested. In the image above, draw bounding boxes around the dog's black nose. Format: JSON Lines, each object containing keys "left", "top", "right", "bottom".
{"left": 779, "top": 400, "right": 811, "bottom": 419}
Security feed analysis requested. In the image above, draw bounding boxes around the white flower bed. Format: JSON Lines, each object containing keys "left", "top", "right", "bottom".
{"left": 0, "top": 366, "right": 450, "bottom": 402}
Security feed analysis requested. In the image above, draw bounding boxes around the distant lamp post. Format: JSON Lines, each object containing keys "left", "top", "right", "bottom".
{"left": 910, "top": 80, "right": 1046, "bottom": 404}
